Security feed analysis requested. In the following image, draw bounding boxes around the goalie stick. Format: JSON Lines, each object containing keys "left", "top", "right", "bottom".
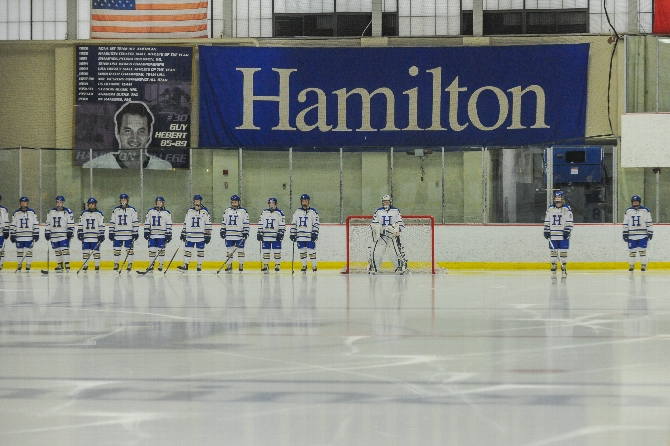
{"left": 216, "top": 245, "right": 239, "bottom": 274}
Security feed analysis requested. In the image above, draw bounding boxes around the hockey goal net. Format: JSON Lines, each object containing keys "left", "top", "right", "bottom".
{"left": 344, "top": 215, "right": 435, "bottom": 274}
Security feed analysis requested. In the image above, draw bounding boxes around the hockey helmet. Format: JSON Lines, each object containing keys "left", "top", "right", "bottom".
{"left": 300, "top": 194, "right": 310, "bottom": 202}
{"left": 553, "top": 190, "right": 564, "bottom": 204}
{"left": 193, "top": 194, "right": 203, "bottom": 201}
{"left": 120, "top": 193, "right": 129, "bottom": 200}
{"left": 155, "top": 196, "right": 165, "bottom": 203}
{"left": 20, "top": 196, "right": 29, "bottom": 202}
{"left": 231, "top": 194, "right": 241, "bottom": 202}
{"left": 268, "top": 197, "right": 277, "bottom": 204}
{"left": 87, "top": 197, "right": 97, "bottom": 205}
{"left": 631, "top": 195, "right": 642, "bottom": 206}
{"left": 381, "top": 194, "right": 392, "bottom": 209}
{"left": 56, "top": 195, "right": 65, "bottom": 203}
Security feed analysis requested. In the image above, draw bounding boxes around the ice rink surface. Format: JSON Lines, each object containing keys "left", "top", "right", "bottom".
{"left": 1, "top": 269, "right": 669, "bottom": 445}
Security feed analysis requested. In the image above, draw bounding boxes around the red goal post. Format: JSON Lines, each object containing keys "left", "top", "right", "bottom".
{"left": 344, "top": 215, "right": 436, "bottom": 274}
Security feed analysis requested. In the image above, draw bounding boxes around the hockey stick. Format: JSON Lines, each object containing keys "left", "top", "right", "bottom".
{"left": 41, "top": 240, "right": 50, "bottom": 275}
{"left": 77, "top": 240, "right": 101, "bottom": 274}
{"left": 216, "top": 245, "right": 239, "bottom": 274}
{"left": 163, "top": 246, "right": 180, "bottom": 274}
{"left": 291, "top": 238, "right": 295, "bottom": 275}
{"left": 15, "top": 240, "right": 34, "bottom": 273}
{"left": 137, "top": 248, "right": 160, "bottom": 275}
{"left": 391, "top": 236, "right": 408, "bottom": 274}
{"left": 0, "top": 238, "right": 5, "bottom": 270}
{"left": 118, "top": 240, "right": 134, "bottom": 275}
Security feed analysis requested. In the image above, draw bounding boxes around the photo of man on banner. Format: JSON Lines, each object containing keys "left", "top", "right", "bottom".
{"left": 83, "top": 101, "right": 172, "bottom": 170}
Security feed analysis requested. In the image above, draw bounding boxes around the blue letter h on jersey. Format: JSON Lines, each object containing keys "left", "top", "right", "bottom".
{"left": 299, "top": 216, "right": 308, "bottom": 227}
{"left": 631, "top": 215, "right": 641, "bottom": 226}
{"left": 192, "top": 217, "right": 201, "bottom": 227}
{"left": 86, "top": 219, "right": 95, "bottom": 229}
{"left": 552, "top": 215, "right": 562, "bottom": 225}
{"left": 265, "top": 218, "right": 275, "bottom": 229}
{"left": 382, "top": 216, "right": 392, "bottom": 225}
{"left": 118, "top": 214, "right": 127, "bottom": 225}
{"left": 228, "top": 215, "right": 238, "bottom": 225}
{"left": 20, "top": 218, "right": 29, "bottom": 228}
{"left": 53, "top": 216, "right": 62, "bottom": 227}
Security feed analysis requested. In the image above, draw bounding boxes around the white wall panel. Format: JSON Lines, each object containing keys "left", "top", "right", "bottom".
{"left": 8, "top": 0, "right": 19, "bottom": 21}
{"left": 19, "top": 21, "right": 30, "bottom": 39}
{"left": 249, "top": 0, "right": 261, "bottom": 20}
{"left": 33, "top": 0, "right": 44, "bottom": 21}
{"left": 213, "top": 0, "right": 224, "bottom": 19}
{"left": 78, "top": 0, "right": 89, "bottom": 21}
{"left": 511, "top": 0, "right": 524, "bottom": 9}
{"left": 0, "top": 0, "right": 6, "bottom": 21}
{"left": 56, "top": 0, "right": 67, "bottom": 21}
{"left": 0, "top": 24, "right": 6, "bottom": 39}
{"left": 236, "top": 18, "right": 249, "bottom": 36}
{"left": 399, "top": 0, "right": 410, "bottom": 15}
{"left": 56, "top": 21, "right": 66, "bottom": 39}
{"left": 45, "top": 22, "right": 57, "bottom": 40}
{"left": 19, "top": 0, "right": 30, "bottom": 19}
{"left": 383, "top": 0, "right": 397, "bottom": 12}
{"left": 563, "top": 0, "right": 576, "bottom": 8}
{"left": 261, "top": 18, "right": 272, "bottom": 36}
{"left": 32, "top": 21, "right": 43, "bottom": 39}
{"left": 249, "top": 17, "right": 261, "bottom": 35}
{"left": 435, "top": 14, "right": 449, "bottom": 34}
{"left": 237, "top": 0, "right": 249, "bottom": 19}
{"left": 589, "top": 13, "right": 603, "bottom": 32}
{"left": 7, "top": 21, "right": 17, "bottom": 38}
{"left": 411, "top": 16, "right": 435, "bottom": 35}
{"left": 398, "top": 15, "right": 410, "bottom": 34}
{"left": 639, "top": 12, "right": 652, "bottom": 31}
{"left": 639, "top": 0, "right": 652, "bottom": 12}
{"left": 526, "top": 0, "right": 538, "bottom": 9}
{"left": 261, "top": 0, "right": 272, "bottom": 18}
{"left": 447, "top": 15, "right": 460, "bottom": 33}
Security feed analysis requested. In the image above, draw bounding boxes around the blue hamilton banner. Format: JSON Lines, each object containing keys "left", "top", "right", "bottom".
{"left": 199, "top": 44, "right": 589, "bottom": 148}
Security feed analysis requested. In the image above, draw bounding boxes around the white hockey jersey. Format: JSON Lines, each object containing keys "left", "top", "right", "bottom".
{"left": 110, "top": 205, "right": 139, "bottom": 240}
{"left": 145, "top": 207, "right": 173, "bottom": 238}
{"left": 290, "top": 207, "right": 320, "bottom": 242}
{"left": 623, "top": 206, "right": 653, "bottom": 240}
{"left": 184, "top": 206, "right": 212, "bottom": 242}
{"left": 222, "top": 207, "right": 250, "bottom": 240}
{"left": 258, "top": 208, "right": 286, "bottom": 241}
{"left": 0, "top": 205, "right": 9, "bottom": 233}
{"left": 10, "top": 208, "right": 39, "bottom": 241}
{"left": 372, "top": 206, "right": 404, "bottom": 236}
{"left": 78, "top": 210, "right": 106, "bottom": 242}
{"left": 543, "top": 205, "right": 574, "bottom": 240}
{"left": 45, "top": 207, "right": 75, "bottom": 242}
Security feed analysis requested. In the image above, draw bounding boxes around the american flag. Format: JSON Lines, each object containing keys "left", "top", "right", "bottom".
{"left": 91, "top": 0, "right": 209, "bottom": 38}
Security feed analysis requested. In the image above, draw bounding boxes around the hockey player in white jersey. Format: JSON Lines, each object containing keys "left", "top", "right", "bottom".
{"left": 0, "top": 194, "right": 9, "bottom": 270}
{"left": 290, "top": 194, "right": 319, "bottom": 273}
{"left": 144, "top": 196, "right": 172, "bottom": 272}
{"left": 370, "top": 195, "right": 407, "bottom": 274}
{"left": 623, "top": 195, "right": 653, "bottom": 272}
{"left": 9, "top": 197, "right": 39, "bottom": 272}
{"left": 110, "top": 193, "right": 139, "bottom": 271}
{"left": 220, "top": 195, "right": 250, "bottom": 273}
{"left": 257, "top": 197, "right": 286, "bottom": 272}
{"left": 45, "top": 196, "right": 75, "bottom": 272}
{"left": 78, "top": 198, "right": 106, "bottom": 272}
{"left": 178, "top": 195, "right": 212, "bottom": 272}
{"left": 543, "top": 190, "right": 573, "bottom": 275}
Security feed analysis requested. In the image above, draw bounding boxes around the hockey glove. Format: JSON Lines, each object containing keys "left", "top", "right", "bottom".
{"left": 648, "top": 233, "right": 653, "bottom": 241}
{"left": 2, "top": 230, "right": 8, "bottom": 239}
{"left": 543, "top": 230, "right": 550, "bottom": 240}
{"left": 77, "top": 230, "right": 84, "bottom": 241}
{"left": 204, "top": 234, "right": 211, "bottom": 244}
{"left": 276, "top": 231, "right": 285, "bottom": 241}
{"left": 109, "top": 232, "right": 115, "bottom": 241}
{"left": 33, "top": 234, "right": 39, "bottom": 242}
{"left": 622, "top": 232, "right": 629, "bottom": 242}
{"left": 563, "top": 230, "right": 571, "bottom": 240}
{"left": 242, "top": 232, "right": 248, "bottom": 240}
{"left": 165, "top": 233, "right": 172, "bottom": 244}
{"left": 45, "top": 232, "right": 51, "bottom": 241}
{"left": 289, "top": 234, "right": 296, "bottom": 242}
{"left": 257, "top": 232, "right": 263, "bottom": 241}
{"left": 10, "top": 235, "right": 16, "bottom": 243}
{"left": 180, "top": 229, "right": 186, "bottom": 242}
{"left": 311, "top": 231, "right": 318, "bottom": 242}
{"left": 220, "top": 228, "right": 226, "bottom": 239}
{"left": 144, "top": 229, "right": 151, "bottom": 240}
{"left": 132, "top": 232, "right": 139, "bottom": 241}
{"left": 67, "top": 229, "right": 73, "bottom": 240}
{"left": 98, "top": 234, "right": 105, "bottom": 244}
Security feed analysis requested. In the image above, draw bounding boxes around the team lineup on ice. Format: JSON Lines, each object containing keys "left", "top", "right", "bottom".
{"left": 0, "top": 190, "right": 655, "bottom": 275}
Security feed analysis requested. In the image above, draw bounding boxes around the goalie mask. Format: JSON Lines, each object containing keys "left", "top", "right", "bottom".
{"left": 382, "top": 195, "right": 392, "bottom": 210}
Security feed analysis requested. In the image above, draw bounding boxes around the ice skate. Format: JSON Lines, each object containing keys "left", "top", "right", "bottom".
{"left": 177, "top": 264, "right": 189, "bottom": 271}
{"left": 301, "top": 266, "right": 307, "bottom": 274}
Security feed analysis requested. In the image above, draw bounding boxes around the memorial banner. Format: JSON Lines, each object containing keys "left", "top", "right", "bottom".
{"left": 199, "top": 45, "right": 590, "bottom": 149}
{"left": 75, "top": 45, "right": 193, "bottom": 169}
